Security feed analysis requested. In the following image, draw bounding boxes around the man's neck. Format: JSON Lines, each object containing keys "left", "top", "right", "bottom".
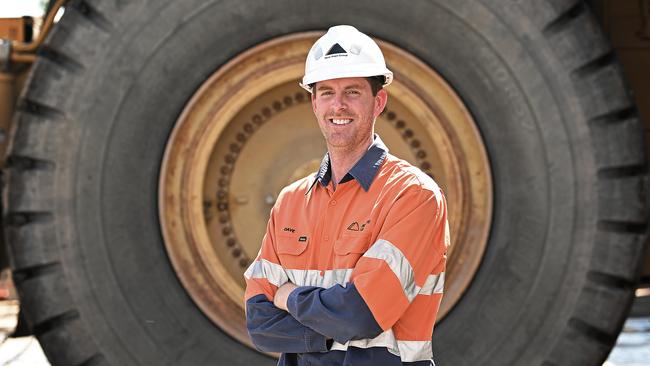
{"left": 328, "top": 137, "right": 373, "bottom": 190}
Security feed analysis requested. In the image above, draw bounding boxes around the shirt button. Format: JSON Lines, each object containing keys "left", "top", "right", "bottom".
{"left": 323, "top": 235, "right": 329, "bottom": 241}
{"left": 330, "top": 200, "right": 337, "bottom": 206}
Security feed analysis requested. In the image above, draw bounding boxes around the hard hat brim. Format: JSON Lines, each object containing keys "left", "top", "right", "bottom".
{"left": 300, "top": 64, "right": 393, "bottom": 93}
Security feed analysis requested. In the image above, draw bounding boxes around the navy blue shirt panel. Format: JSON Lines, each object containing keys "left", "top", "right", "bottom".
{"left": 246, "top": 294, "right": 328, "bottom": 354}
{"left": 287, "top": 283, "right": 383, "bottom": 344}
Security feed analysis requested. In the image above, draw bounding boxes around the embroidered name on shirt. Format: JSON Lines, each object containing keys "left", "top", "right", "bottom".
{"left": 283, "top": 227, "right": 296, "bottom": 233}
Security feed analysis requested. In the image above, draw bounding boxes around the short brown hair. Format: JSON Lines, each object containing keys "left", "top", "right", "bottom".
{"left": 366, "top": 76, "right": 384, "bottom": 96}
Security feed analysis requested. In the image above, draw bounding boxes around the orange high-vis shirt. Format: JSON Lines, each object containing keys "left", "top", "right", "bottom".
{"left": 245, "top": 135, "right": 449, "bottom": 365}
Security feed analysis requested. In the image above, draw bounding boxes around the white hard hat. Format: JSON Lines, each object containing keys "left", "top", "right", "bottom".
{"left": 300, "top": 25, "right": 393, "bottom": 93}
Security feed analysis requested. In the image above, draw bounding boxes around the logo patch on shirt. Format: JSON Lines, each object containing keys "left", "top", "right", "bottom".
{"left": 347, "top": 220, "right": 371, "bottom": 232}
{"left": 347, "top": 222, "right": 360, "bottom": 231}
{"left": 298, "top": 236, "right": 308, "bottom": 242}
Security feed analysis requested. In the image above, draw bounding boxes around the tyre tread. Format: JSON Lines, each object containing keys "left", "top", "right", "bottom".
{"left": 587, "top": 270, "right": 636, "bottom": 290}
{"left": 15, "top": 98, "right": 66, "bottom": 122}
{"left": 7, "top": 220, "right": 61, "bottom": 272}
{"left": 597, "top": 220, "right": 647, "bottom": 234}
{"left": 536, "top": 0, "right": 648, "bottom": 364}
{"left": 32, "top": 309, "right": 79, "bottom": 337}
{"left": 568, "top": 317, "right": 617, "bottom": 346}
{"left": 5, "top": 211, "right": 54, "bottom": 227}
{"left": 5, "top": 2, "right": 107, "bottom": 363}
{"left": 589, "top": 105, "right": 637, "bottom": 125}
{"left": 12, "top": 261, "right": 60, "bottom": 282}
{"left": 36, "top": 45, "right": 85, "bottom": 73}
{"left": 68, "top": 0, "right": 113, "bottom": 32}
{"left": 597, "top": 164, "right": 646, "bottom": 179}
{"left": 541, "top": 1, "right": 585, "bottom": 36}
{"left": 6, "top": 155, "right": 55, "bottom": 172}
{"left": 37, "top": 317, "right": 100, "bottom": 366}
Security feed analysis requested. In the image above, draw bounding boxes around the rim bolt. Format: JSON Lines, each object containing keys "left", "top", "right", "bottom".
{"left": 227, "top": 238, "right": 237, "bottom": 247}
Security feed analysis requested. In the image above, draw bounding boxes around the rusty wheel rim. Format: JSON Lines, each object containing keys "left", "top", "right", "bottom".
{"left": 159, "top": 32, "right": 492, "bottom": 349}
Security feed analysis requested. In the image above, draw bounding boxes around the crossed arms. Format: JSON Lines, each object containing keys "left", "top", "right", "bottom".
{"left": 244, "top": 186, "right": 448, "bottom": 353}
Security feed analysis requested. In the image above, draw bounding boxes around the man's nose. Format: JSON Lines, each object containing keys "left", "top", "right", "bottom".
{"left": 332, "top": 93, "right": 347, "bottom": 110}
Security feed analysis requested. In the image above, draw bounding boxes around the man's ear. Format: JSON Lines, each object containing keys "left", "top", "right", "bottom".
{"left": 374, "top": 89, "right": 388, "bottom": 118}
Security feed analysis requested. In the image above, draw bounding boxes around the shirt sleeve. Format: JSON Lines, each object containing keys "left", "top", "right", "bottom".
{"left": 286, "top": 184, "right": 448, "bottom": 338}
{"left": 245, "top": 294, "right": 328, "bottom": 353}
{"left": 286, "top": 283, "right": 383, "bottom": 344}
{"left": 352, "top": 185, "right": 448, "bottom": 330}
{"left": 244, "top": 207, "right": 329, "bottom": 353}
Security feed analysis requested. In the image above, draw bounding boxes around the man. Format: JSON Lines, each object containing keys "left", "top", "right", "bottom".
{"left": 244, "top": 25, "right": 449, "bottom": 366}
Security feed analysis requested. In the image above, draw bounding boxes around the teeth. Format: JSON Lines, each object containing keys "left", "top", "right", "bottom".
{"left": 331, "top": 119, "right": 352, "bottom": 125}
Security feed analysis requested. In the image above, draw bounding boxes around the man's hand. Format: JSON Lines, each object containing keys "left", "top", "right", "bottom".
{"left": 274, "top": 282, "right": 298, "bottom": 311}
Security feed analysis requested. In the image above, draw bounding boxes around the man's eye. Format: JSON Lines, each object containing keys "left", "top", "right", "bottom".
{"left": 320, "top": 91, "right": 333, "bottom": 96}
{"left": 346, "top": 90, "right": 360, "bottom": 95}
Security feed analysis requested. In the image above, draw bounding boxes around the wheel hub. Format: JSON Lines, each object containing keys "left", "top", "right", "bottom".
{"left": 159, "top": 32, "right": 492, "bottom": 349}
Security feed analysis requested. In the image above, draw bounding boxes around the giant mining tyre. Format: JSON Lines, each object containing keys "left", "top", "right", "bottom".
{"left": 4, "top": 0, "right": 647, "bottom": 365}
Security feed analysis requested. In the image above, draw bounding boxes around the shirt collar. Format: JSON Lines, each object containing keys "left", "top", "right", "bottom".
{"left": 308, "top": 134, "right": 388, "bottom": 193}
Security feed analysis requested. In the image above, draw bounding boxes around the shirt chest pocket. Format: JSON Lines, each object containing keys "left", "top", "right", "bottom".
{"left": 276, "top": 233, "right": 309, "bottom": 257}
{"left": 334, "top": 235, "right": 370, "bottom": 259}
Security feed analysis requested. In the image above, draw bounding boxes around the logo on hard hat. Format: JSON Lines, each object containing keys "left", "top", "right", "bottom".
{"left": 324, "top": 43, "right": 348, "bottom": 59}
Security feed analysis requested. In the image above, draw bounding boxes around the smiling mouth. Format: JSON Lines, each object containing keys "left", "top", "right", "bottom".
{"left": 329, "top": 118, "right": 353, "bottom": 125}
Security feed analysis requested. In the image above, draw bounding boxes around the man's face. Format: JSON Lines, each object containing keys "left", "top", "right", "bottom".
{"left": 311, "top": 77, "right": 387, "bottom": 152}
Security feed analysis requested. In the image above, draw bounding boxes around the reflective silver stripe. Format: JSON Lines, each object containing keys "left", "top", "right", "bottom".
{"left": 286, "top": 268, "right": 353, "bottom": 288}
{"left": 245, "top": 260, "right": 353, "bottom": 289}
{"left": 331, "top": 329, "right": 398, "bottom": 354}
{"left": 243, "top": 259, "right": 288, "bottom": 287}
{"left": 245, "top": 246, "right": 442, "bottom": 296}
{"left": 397, "top": 340, "right": 433, "bottom": 362}
{"left": 363, "top": 239, "right": 418, "bottom": 301}
{"left": 419, "top": 272, "right": 445, "bottom": 295}
{"left": 331, "top": 329, "right": 433, "bottom": 362}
